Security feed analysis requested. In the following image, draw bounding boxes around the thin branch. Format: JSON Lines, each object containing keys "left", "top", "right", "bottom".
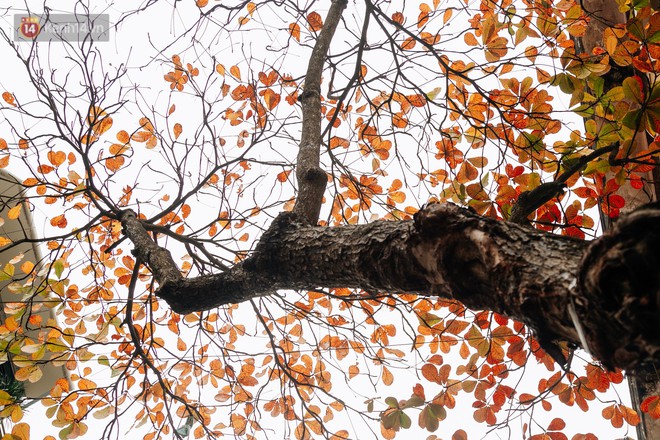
{"left": 509, "top": 142, "right": 619, "bottom": 224}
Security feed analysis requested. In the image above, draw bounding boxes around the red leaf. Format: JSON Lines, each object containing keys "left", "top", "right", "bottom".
{"left": 641, "top": 395, "right": 660, "bottom": 419}
{"left": 607, "top": 194, "right": 625, "bottom": 209}
{"left": 307, "top": 12, "right": 324, "bottom": 32}
{"left": 547, "top": 417, "right": 566, "bottom": 431}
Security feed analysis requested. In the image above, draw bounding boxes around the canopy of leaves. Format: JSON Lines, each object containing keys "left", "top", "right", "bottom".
{"left": 0, "top": 0, "right": 657, "bottom": 439}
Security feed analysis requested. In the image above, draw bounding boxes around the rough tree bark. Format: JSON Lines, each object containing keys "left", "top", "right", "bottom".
{"left": 121, "top": 201, "right": 660, "bottom": 373}
{"left": 577, "top": 1, "right": 660, "bottom": 437}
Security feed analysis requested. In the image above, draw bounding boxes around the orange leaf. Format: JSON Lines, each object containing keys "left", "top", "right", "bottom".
{"left": 0, "top": 138, "right": 6, "bottom": 150}
{"left": 392, "top": 12, "right": 404, "bottom": 25}
{"left": 307, "top": 12, "right": 324, "bottom": 32}
{"left": 230, "top": 65, "right": 241, "bottom": 80}
{"left": 262, "top": 88, "right": 281, "bottom": 110}
{"left": 330, "top": 136, "right": 350, "bottom": 149}
{"left": 105, "top": 156, "right": 125, "bottom": 172}
{"left": 173, "top": 123, "right": 182, "bottom": 139}
{"left": 259, "top": 70, "right": 279, "bottom": 86}
{"left": 418, "top": 3, "right": 431, "bottom": 28}
{"left": 50, "top": 214, "right": 68, "bottom": 228}
{"left": 349, "top": 365, "right": 359, "bottom": 379}
{"left": 116, "top": 130, "right": 130, "bottom": 143}
{"left": 288, "top": 23, "right": 301, "bottom": 42}
{"left": 382, "top": 366, "right": 394, "bottom": 385}
{"left": 0, "top": 155, "right": 9, "bottom": 169}
{"left": 109, "top": 143, "right": 130, "bottom": 155}
{"left": 7, "top": 204, "right": 21, "bottom": 220}
{"left": 401, "top": 37, "right": 416, "bottom": 50}
{"left": 10, "top": 423, "right": 29, "bottom": 440}
{"left": 18, "top": 139, "right": 28, "bottom": 150}
{"left": 2, "top": 92, "right": 16, "bottom": 107}
{"left": 47, "top": 150, "right": 66, "bottom": 166}
{"left": 196, "top": 0, "right": 208, "bottom": 7}
{"left": 277, "top": 170, "right": 291, "bottom": 182}
{"left": 407, "top": 94, "right": 427, "bottom": 107}
{"left": 20, "top": 260, "right": 34, "bottom": 274}
{"left": 216, "top": 64, "right": 226, "bottom": 76}
{"left": 464, "top": 32, "right": 479, "bottom": 46}
{"left": 443, "top": 8, "right": 453, "bottom": 24}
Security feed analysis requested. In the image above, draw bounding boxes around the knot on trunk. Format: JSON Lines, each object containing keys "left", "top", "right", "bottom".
{"left": 579, "top": 203, "right": 660, "bottom": 370}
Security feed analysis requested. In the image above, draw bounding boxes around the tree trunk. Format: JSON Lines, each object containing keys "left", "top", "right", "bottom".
{"left": 144, "top": 202, "right": 660, "bottom": 372}
{"left": 577, "top": 1, "right": 660, "bottom": 436}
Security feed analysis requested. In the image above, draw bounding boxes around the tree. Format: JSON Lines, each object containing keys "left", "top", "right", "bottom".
{"left": 0, "top": 0, "right": 658, "bottom": 439}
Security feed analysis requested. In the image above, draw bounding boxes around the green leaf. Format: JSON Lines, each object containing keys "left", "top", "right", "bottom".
{"left": 98, "top": 356, "right": 110, "bottom": 367}
{"left": 583, "top": 159, "right": 611, "bottom": 176}
{"left": 53, "top": 259, "right": 65, "bottom": 279}
{"left": 589, "top": 75, "right": 605, "bottom": 97}
{"left": 627, "top": 17, "right": 646, "bottom": 40}
{"left": 399, "top": 411, "right": 412, "bottom": 429}
{"left": 175, "top": 416, "right": 194, "bottom": 437}
{"left": 622, "top": 108, "right": 642, "bottom": 129}
{"left": 603, "top": 85, "right": 625, "bottom": 103}
{"left": 623, "top": 77, "right": 644, "bottom": 103}
{"left": 385, "top": 396, "right": 399, "bottom": 408}
{"left": 401, "top": 394, "right": 425, "bottom": 409}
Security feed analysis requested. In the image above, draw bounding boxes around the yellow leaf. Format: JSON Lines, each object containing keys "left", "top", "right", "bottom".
{"left": 11, "top": 423, "right": 29, "bottom": 440}
{"left": 216, "top": 64, "right": 225, "bottom": 76}
{"left": 10, "top": 404, "right": 23, "bottom": 423}
{"left": 7, "top": 204, "right": 21, "bottom": 220}
{"left": 0, "top": 390, "right": 13, "bottom": 405}
{"left": 0, "top": 237, "right": 11, "bottom": 247}
{"left": 20, "top": 261, "right": 34, "bottom": 274}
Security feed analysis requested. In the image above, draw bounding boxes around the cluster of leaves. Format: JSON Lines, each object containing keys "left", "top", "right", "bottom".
{"left": 0, "top": 0, "right": 657, "bottom": 439}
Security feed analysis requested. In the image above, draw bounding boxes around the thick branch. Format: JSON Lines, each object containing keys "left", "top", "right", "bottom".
{"left": 294, "top": 0, "right": 347, "bottom": 224}
{"left": 119, "top": 210, "right": 182, "bottom": 287}
{"left": 155, "top": 203, "right": 660, "bottom": 370}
